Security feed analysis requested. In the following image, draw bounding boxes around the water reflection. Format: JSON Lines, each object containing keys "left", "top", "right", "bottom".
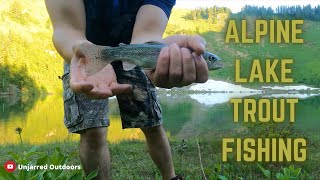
{"left": 0, "top": 93, "right": 37, "bottom": 122}
{"left": 1, "top": 90, "right": 320, "bottom": 145}
{"left": 0, "top": 95, "right": 144, "bottom": 144}
{"left": 162, "top": 92, "right": 320, "bottom": 139}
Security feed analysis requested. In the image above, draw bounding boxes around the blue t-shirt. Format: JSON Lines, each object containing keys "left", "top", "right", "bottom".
{"left": 83, "top": 0, "right": 176, "bottom": 46}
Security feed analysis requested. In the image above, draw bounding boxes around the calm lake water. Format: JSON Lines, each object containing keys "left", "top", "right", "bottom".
{"left": 1, "top": 85, "right": 320, "bottom": 145}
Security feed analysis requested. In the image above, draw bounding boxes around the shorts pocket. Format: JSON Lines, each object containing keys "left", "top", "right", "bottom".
{"left": 63, "top": 75, "right": 83, "bottom": 128}
{"left": 150, "top": 90, "right": 162, "bottom": 120}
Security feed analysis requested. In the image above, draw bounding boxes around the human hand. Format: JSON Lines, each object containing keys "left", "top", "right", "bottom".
{"left": 70, "top": 42, "right": 132, "bottom": 99}
{"left": 146, "top": 35, "right": 209, "bottom": 88}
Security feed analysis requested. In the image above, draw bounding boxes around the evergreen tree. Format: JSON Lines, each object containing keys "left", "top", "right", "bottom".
{"left": 241, "top": 4, "right": 320, "bottom": 21}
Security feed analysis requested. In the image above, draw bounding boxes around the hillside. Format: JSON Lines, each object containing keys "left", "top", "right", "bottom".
{"left": 0, "top": 0, "right": 62, "bottom": 95}
{"left": 166, "top": 9, "right": 320, "bottom": 87}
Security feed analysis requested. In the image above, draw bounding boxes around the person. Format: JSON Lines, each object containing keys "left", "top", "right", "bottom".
{"left": 45, "top": 0, "right": 209, "bottom": 179}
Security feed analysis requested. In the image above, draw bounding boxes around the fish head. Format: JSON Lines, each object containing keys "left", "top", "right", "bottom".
{"left": 203, "top": 52, "right": 223, "bottom": 70}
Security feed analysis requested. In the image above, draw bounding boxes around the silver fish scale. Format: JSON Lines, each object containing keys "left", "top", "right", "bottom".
{"left": 100, "top": 44, "right": 164, "bottom": 68}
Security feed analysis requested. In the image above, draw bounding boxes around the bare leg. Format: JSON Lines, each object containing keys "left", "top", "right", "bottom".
{"left": 141, "top": 125, "right": 175, "bottom": 180}
{"left": 79, "top": 127, "right": 110, "bottom": 180}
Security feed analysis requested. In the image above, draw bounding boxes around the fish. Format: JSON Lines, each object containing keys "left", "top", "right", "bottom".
{"left": 76, "top": 42, "right": 223, "bottom": 75}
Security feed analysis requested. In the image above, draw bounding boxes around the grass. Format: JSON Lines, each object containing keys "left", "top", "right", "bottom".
{"left": 1, "top": 134, "right": 319, "bottom": 179}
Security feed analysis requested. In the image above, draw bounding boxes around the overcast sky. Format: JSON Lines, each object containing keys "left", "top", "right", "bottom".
{"left": 175, "top": 0, "right": 320, "bottom": 13}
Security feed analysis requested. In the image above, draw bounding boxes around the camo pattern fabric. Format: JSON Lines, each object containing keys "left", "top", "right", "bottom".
{"left": 62, "top": 62, "right": 162, "bottom": 133}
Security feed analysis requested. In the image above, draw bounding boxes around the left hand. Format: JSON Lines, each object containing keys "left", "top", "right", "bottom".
{"left": 145, "top": 35, "right": 209, "bottom": 88}
{"left": 70, "top": 42, "right": 132, "bottom": 99}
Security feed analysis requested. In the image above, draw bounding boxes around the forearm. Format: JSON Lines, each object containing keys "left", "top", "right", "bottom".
{"left": 53, "top": 27, "right": 88, "bottom": 62}
{"left": 45, "top": 0, "right": 86, "bottom": 62}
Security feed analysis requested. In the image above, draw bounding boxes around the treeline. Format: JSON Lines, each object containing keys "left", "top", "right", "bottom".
{"left": 184, "top": 6, "right": 231, "bottom": 23}
{"left": 240, "top": 5, "right": 320, "bottom": 21}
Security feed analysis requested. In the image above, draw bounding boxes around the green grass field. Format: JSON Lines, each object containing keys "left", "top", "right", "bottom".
{"left": 1, "top": 135, "right": 319, "bottom": 179}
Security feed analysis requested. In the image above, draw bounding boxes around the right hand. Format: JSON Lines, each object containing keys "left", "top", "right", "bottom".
{"left": 146, "top": 35, "right": 209, "bottom": 88}
{"left": 69, "top": 42, "right": 132, "bottom": 99}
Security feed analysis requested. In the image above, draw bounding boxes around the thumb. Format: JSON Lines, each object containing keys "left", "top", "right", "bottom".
{"left": 110, "top": 82, "right": 132, "bottom": 95}
{"left": 72, "top": 40, "right": 93, "bottom": 59}
{"left": 70, "top": 81, "right": 94, "bottom": 94}
{"left": 188, "top": 35, "right": 206, "bottom": 55}
{"left": 73, "top": 46, "right": 86, "bottom": 60}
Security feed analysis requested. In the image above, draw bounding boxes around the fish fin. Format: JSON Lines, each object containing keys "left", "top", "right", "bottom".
{"left": 122, "top": 62, "right": 137, "bottom": 71}
{"left": 119, "top": 43, "right": 127, "bottom": 46}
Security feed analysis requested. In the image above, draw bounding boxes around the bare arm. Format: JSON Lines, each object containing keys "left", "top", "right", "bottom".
{"left": 45, "top": 0, "right": 131, "bottom": 98}
{"left": 131, "top": 5, "right": 168, "bottom": 44}
{"left": 45, "top": 0, "right": 88, "bottom": 62}
{"left": 131, "top": 5, "right": 205, "bottom": 54}
{"left": 131, "top": 5, "right": 209, "bottom": 88}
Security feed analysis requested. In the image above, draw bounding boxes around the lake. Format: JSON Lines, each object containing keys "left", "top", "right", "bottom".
{"left": 1, "top": 80, "right": 319, "bottom": 144}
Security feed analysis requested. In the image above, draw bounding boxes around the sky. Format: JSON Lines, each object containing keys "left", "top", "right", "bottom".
{"left": 175, "top": 0, "right": 320, "bottom": 13}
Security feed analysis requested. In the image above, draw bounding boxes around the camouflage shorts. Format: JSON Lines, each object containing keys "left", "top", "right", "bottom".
{"left": 62, "top": 61, "right": 162, "bottom": 133}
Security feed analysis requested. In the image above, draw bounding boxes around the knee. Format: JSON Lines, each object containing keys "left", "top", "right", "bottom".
{"left": 80, "top": 127, "right": 107, "bottom": 149}
{"left": 141, "top": 125, "right": 164, "bottom": 137}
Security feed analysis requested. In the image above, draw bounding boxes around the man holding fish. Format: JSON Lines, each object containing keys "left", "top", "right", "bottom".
{"left": 45, "top": 0, "right": 212, "bottom": 179}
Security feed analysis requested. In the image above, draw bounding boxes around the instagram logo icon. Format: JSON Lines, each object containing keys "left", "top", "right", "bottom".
{"left": 4, "top": 160, "right": 16, "bottom": 173}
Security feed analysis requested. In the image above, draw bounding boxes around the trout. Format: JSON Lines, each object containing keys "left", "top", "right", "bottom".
{"left": 76, "top": 42, "right": 223, "bottom": 75}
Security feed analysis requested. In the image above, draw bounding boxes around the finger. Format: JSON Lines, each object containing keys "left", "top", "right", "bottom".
{"left": 193, "top": 53, "right": 209, "bottom": 83}
{"left": 180, "top": 48, "right": 196, "bottom": 86}
{"left": 70, "top": 81, "right": 94, "bottom": 94}
{"left": 70, "top": 56, "right": 87, "bottom": 83}
{"left": 86, "top": 87, "right": 113, "bottom": 99}
{"left": 70, "top": 55, "right": 93, "bottom": 93}
{"left": 168, "top": 43, "right": 182, "bottom": 85}
{"left": 187, "top": 35, "right": 206, "bottom": 55}
{"left": 153, "top": 46, "right": 170, "bottom": 87}
{"left": 110, "top": 82, "right": 132, "bottom": 95}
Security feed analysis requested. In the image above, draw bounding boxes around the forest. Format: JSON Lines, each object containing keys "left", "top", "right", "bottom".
{"left": 184, "top": 4, "right": 320, "bottom": 21}
{"left": 239, "top": 5, "right": 320, "bottom": 21}
{"left": 0, "top": 0, "right": 61, "bottom": 96}
{"left": 184, "top": 6, "right": 232, "bottom": 23}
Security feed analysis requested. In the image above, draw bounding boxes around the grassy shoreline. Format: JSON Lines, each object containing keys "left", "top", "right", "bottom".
{"left": 1, "top": 135, "right": 319, "bottom": 179}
